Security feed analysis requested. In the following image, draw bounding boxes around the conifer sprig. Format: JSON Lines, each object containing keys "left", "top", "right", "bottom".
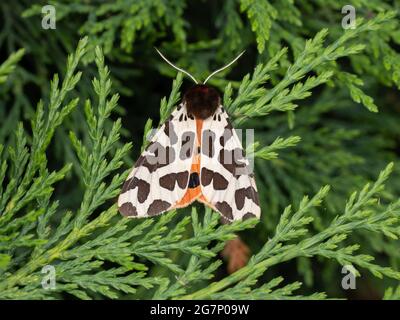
{"left": 227, "top": 12, "right": 396, "bottom": 124}
{"left": 0, "top": 48, "right": 25, "bottom": 84}
{"left": 0, "top": 42, "right": 256, "bottom": 299}
{"left": 180, "top": 164, "right": 400, "bottom": 299}
{"left": 1, "top": 9, "right": 400, "bottom": 299}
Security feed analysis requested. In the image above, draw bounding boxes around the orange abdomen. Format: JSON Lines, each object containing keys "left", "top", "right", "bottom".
{"left": 174, "top": 119, "right": 211, "bottom": 208}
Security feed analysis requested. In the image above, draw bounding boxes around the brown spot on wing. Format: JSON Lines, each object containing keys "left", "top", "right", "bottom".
{"left": 121, "top": 177, "right": 150, "bottom": 203}
{"left": 159, "top": 173, "right": 176, "bottom": 191}
{"left": 215, "top": 201, "right": 233, "bottom": 220}
{"left": 235, "top": 187, "right": 246, "bottom": 210}
{"left": 200, "top": 168, "right": 229, "bottom": 190}
{"left": 148, "top": 200, "right": 171, "bottom": 216}
{"left": 176, "top": 171, "right": 189, "bottom": 188}
{"left": 201, "top": 167, "right": 213, "bottom": 186}
{"left": 235, "top": 186, "right": 259, "bottom": 210}
{"left": 119, "top": 203, "right": 138, "bottom": 217}
{"left": 248, "top": 186, "right": 260, "bottom": 206}
{"left": 212, "top": 172, "right": 229, "bottom": 190}
{"left": 159, "top": 172, "right": 189, "bottom": 191}
{"left": 243, "top": 212, "right": 257, "bottom": 220}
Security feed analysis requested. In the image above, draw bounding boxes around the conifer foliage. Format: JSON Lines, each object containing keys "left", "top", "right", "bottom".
{"left": 0, "top": 1, "right": 400, "bottom": 299}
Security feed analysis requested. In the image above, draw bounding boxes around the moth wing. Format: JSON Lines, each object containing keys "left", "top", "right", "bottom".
{"left": 118, "top": 104, "right": 197, "bottom": 217}
{"left": 199, "top": 106, "right": 260, "bottom": 222}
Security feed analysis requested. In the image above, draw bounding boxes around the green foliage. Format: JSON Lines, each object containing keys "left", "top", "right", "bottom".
{"left": 23, "top": 0, "right": 187, "bottom": 59}
{"left": 239, "top": 0, "right": 277, "bottom": 53}
{"left": 227, "top": 12, "right": 397, "bottom": 122}
{"left": 0, "top": 41, "right": 256, "bottom": 299}
{"left": 0, "top": 49, "right": 25, "bottom": 84}
{"left": 181, "top": 164, "right": 400, "bottom": 299}
{"left": 1, "top": 0, "right": 400, "bottom": 300}
{"left": 384, "top": 285, "right": 400, "bottom": 300}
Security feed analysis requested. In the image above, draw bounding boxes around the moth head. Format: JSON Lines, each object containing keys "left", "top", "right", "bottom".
{"left": 155, "top": 48, "right": 245, "bottom": 119}
{"left": 184, "top": 84, "right": 220, "bottom": 120}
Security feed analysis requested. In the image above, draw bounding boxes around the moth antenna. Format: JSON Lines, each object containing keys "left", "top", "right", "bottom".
{"left": 155, "top": 48, "right": 198, "bottom": 84}
{"left": 203, "top": 50, "right": 245, "bottom": 84}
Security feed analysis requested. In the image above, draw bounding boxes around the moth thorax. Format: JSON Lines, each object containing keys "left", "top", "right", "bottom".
{"left": 183, "top": 84, "right": 220, "bottom": 120}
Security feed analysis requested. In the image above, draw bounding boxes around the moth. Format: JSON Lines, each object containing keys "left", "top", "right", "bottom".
{"left": 118, "top": 50, "right": 260, "bottom": 222}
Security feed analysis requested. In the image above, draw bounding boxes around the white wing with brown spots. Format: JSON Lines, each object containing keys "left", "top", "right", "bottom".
{"left": 118, "top": 104, "right": 197, "bottom": 218}
{"left": 199, "top": 106, "right": 260, "bottom": 222}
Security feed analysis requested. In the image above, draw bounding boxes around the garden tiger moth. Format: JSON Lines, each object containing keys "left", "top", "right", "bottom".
{"left": 117, "top": 50, "right": 260, "bottom": 222}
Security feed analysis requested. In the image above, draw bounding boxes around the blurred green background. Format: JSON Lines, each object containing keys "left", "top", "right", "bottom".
{"left": 1, "top": 0, "right": 400, "bottom": 299}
